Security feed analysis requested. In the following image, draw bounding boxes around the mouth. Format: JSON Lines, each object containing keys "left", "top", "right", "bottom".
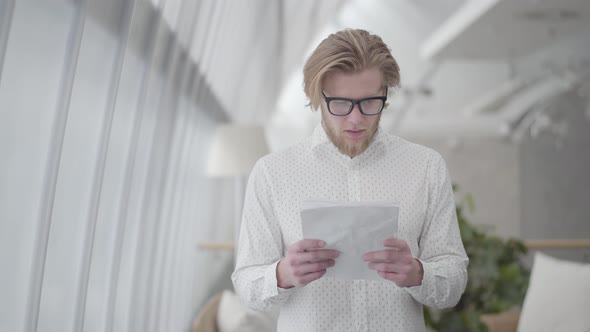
{"left": 344, "top": 129, "right": 365, "bottom": 139}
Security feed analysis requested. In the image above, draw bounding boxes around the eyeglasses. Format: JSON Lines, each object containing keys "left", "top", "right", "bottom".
{"left": 322, "top": 89, "right": 388, "bottom": 116}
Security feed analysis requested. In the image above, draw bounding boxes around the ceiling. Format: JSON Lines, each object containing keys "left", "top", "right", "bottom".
{"left": 421, "top": 0, "right": 590, "bottom": 60}
{"left": 148, "top": 0, "right": 345, "bottom": 125}
{"left": 269, "top": 0, "right": 590, "bottom": 148}
{"left": 148, "top": 0, "right": 590, "bottom": 147}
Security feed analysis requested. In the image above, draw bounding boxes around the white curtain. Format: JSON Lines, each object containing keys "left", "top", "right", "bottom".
{"left": 0, "top": 0, "right": 233, "bottom": 331}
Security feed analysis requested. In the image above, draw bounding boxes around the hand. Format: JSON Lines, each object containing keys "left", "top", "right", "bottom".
{"left": 276, "top": 239, "right": 340, "bottom": 288}
{"left": 362, "top": 238, "right": 423, "bottom": 287}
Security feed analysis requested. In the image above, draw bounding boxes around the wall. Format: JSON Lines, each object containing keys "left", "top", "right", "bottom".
{"left": 407, "top": 136, "right": 521, "bottom": 239}
{"left": 519, "top": 91, "right": 590, "bottom": 262}
{"left": 406, "top": 88, "right": 590, "bottom": 264}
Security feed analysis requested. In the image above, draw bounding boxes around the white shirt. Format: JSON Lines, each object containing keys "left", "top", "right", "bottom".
{"left": 232, "top": 125, "right": 468, "bottom": 332}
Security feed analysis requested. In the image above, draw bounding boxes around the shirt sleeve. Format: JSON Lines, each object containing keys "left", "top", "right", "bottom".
{"left": 405, "top": 152, "right": 469, "bottom": 309}
{"left": 231, "top": 158, "right": 293, "bottom": 311}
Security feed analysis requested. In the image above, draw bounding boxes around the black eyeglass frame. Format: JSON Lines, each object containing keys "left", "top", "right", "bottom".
{"left": 322, "top": 88, "right": 388, "bottom": 116}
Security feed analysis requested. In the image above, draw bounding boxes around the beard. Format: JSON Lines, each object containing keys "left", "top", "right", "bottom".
{"left": 322, "top": 118, "right": 379, "bottom": 158}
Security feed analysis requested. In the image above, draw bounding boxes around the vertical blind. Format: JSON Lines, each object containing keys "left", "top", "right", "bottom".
{"left": 0, "top": 0, "right": 235, "bottom": 331}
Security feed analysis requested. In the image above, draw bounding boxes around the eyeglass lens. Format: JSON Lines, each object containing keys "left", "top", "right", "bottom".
{"left": 329, "top": 99, "right": 384, "bottom": 115}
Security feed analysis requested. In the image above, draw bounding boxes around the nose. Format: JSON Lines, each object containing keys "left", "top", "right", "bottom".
{"left": 346, "top": 103, "right": 365, "bottom": 124}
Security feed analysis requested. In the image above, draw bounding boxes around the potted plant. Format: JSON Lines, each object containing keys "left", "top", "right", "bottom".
{"left": 425, "top": 186, "right": 530, "bottom": 332}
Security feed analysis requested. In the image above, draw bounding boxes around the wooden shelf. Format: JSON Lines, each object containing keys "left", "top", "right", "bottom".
{"left": 198, "top": 242, "right": 235, "bottom": 250}
{"left": 522, "top": 239, "right": 590, "bottom": 249}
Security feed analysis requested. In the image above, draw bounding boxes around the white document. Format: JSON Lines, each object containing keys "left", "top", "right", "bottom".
{"left": 300, "top": 200, "right": 399, "bottom": 281}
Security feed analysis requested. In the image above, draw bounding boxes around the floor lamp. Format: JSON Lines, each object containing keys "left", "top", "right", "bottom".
{"left": 206, "top": 124, "right": 270, "bottom": 257}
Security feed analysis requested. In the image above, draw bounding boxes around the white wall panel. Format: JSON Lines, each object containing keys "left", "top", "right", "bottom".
{"left": 0, "top": 0, "right": 15, "bottom": 78}
{"left": 37, "top": 2, "right": 120, "bottom": 330}
{"left": 0, "top": 1, "right": 76, "bottom": 331}
{"left": 0, "top": 1, "right": 229, "bottom": 331}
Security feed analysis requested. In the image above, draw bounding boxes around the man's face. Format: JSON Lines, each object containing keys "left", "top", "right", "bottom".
{"left": 320, "top": 67, "right": 384, "bottom": 158}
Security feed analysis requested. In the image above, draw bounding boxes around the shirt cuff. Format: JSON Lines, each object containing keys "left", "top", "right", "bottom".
{"left": 405, "top": 259, "right": 434, "bottom": 301}
{"left": 264, "top": 260, "right": 294, "bottom": 301}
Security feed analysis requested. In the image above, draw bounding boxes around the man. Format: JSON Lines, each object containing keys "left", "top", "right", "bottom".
{"left": 231, "top": 29, "right": 468, "bottom": 332}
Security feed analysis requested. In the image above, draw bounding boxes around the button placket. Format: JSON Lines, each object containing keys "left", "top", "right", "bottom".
{"left": 353, "top": 280, "right": 369, "bottom": 332}
{"left": 348, "top": 161, "right": 361, "bottom": 202}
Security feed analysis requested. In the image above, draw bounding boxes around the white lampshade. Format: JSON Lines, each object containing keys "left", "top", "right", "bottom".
{"left": 206, "top": 124, "right": 270, "bottom": 177}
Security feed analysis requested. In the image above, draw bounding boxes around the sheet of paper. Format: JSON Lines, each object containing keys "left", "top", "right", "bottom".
{"left": 300, "top": 200, "right": 399, "bottom": 281}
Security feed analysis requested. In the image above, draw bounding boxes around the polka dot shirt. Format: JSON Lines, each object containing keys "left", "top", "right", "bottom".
{"left": 232, "top": 124, "right": 468, "bottom": 332}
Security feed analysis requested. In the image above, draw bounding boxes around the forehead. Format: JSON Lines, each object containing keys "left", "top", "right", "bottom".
{"left": 322, "top": 67, "right": 383, "bottom": 98}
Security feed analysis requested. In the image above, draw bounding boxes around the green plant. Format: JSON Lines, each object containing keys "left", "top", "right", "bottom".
{"left": 425, "top": 185, "right": 530, "bottom": 332}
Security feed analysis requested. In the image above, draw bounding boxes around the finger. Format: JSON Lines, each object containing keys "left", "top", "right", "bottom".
{"left": 284, "top": 250, "right": 337, "bottom": 270}
{"left": 377, "top": 270, "right": 411, "bottom": 286}
{"left": 368, "top": 262, "right": 397, "bottom": 273}
{"left": 293, "top": 249, "right": 340, "bottom": 264}
{"left": 362, "top": 249, "right": 402, "bottom": 262}
{"left": 294, "top": 259, "right": 335, "bottom": 276}
{"left": 293, "top": 269, "right": 327, "bottom": 287}
{"left": 289, "top": 239, "right": 326, "bottom": 253}
{"left": 383, "top": 238, "right": 410, "bottom": 252}
{"left": 368, "top": 262, "right": 410, "bottom": 274}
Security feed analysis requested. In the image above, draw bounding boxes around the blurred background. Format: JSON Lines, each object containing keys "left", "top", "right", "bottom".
{"left": 0, "top": 0, "right": 589, "bottom": 331}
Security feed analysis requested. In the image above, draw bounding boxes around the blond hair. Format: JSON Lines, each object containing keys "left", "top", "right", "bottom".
{"left": 303, "top": 29, "right": 400, "bottom": 111}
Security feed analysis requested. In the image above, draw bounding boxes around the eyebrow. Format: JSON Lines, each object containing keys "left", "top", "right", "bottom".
{"left": 322, "top": 89, "right": 387, "bottom": 100}
{"left": 323, "top": 88, "right": 387, "bottom": 98}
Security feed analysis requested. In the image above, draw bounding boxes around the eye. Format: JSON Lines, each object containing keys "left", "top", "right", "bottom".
{"left": 362, "top": 99, "right": 381, "bottom": 107}
{"left": 330, "top": 100, "right": 352, "bottom": 112}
